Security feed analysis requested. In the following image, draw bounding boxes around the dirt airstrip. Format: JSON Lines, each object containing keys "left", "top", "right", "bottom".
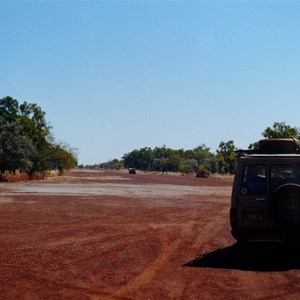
{"left": 0, "top": 169, "right": 300, "bottom": 299}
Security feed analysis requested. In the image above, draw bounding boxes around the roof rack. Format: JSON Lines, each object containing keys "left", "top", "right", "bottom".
{"left": 237, "top": 138, "right": 300, "bottom": 155}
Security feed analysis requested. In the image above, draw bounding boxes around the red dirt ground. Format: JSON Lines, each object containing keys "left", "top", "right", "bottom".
{"left": 0, "top": 170, "right": 300, "bottom": 299}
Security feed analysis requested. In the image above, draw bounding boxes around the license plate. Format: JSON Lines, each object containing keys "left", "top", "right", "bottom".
{"left": 243, "top": 213, "right": 264, "bottom": 223}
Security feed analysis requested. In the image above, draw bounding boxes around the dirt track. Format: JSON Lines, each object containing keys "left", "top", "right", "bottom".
{"left": 1, "top": 169, "right": 300, "bottom": 299}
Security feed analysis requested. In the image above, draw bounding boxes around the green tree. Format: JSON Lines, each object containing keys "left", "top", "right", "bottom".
{"left": 192, "top": 144, "right": 213, "bottom": 171}
{"left": 0, "top": 96, "right": 19, "bottom": 122}
{"left": 249, "top": 122, "right": 300, "bottom": 150}
{"left": 0, "top": 96, "right": 77, "bottom": 177}
{"left": 136, "top": 147, "right": 154, "bottom": 171}
{"left": 123, "top": 149, "right": 143, "bottom": 169}
{"left": 103, "top": 159, "right": 124, "bottom": 170}
{"left": 122, "top": 145, "right": 215, "bottom": 174}
{"left": 179, "top": 158, "right": 198, "bottom": 174}
{"left": 51, "top": 144, "right": 78, "bottom": 174}
{"left": 262, "top": 122, "right": 300, "bottom": 139}
{"left": 153, "top": 146, "right": 181, "bottom": 173}
{"left": 0, "top": 117, "right": 36, "bottom": 175}
{"left": 30, "top": 143, "right": 77, "bottom": 175}
{"left": 19, "top": 101, "right": 51, "bottom": 146}
{"left": 216, "top": 140, "right": 237, "bottom": 174}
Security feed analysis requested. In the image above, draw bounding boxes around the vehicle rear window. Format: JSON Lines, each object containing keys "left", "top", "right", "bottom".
{"left": 270, "top": 164, "right": 300, "bottom": 192}
{"left": 240, "top": 164, "right": 267, "bottom": 196}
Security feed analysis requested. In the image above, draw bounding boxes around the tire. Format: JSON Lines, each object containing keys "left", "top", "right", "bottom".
{"left": 269, "top": 184, "right": 300, "bottom": 228}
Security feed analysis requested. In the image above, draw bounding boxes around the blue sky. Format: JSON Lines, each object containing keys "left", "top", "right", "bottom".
{"left": 1, "top": 1, "right": 300, "bottom": 165}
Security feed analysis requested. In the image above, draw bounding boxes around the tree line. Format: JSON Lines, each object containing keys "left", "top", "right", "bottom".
{"left": 81, "top": 122, "right": 300, "bottom": 175}
{"left": 0, "top": 96, "right": 77, "bottom": 178}
{"left": 86, "top": 142, "right": 237, "bottom": 175}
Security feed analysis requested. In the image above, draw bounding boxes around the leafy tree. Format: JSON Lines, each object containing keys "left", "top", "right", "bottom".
{"left": 104, "top": 122, "right": 300, "bottom": 175}
{"left": 122, "top": 144, "right": 215, "bottom": 174}
{"left": 183, "top": 149, "right": 195, "bottom": 160}
{"left": 178, "top": 160, "right": 189, "bottom": 174}
{"left": 136, "top": 147, "right": 154, "bottom": 171}
{"left": 165, "top": 153, "right": 181, "bottom": 172}
{"left": 262, "top": 121, "right": 300, "bottom": 139}
{"left": 100, "top": 159, "right": 124, "bottom": 170}
{"left": 19, "top": 101, "right": 51, "bottom": 146}
{"left": 192, "top": 144, "right": 213, "bottom": 170}
{"left": 0, "top": 96, "right": 19, "bottom": 122}
{"left": 153, "top": 157, "right": 169, "bottom": 173}
{"left": 29, "top": 143, "right": 77, "bottom": 175}
{"left": 152, "top": 147, "right": 181, "bottom": 173}
{"left": 0, "top": 96, "right": 77, "bottom": 177}
{"left": 216, "top": 140, "right": 237, "bottom": 174}
{"left": 123, "top": 149, "right": 143, "bottom": 169}
{"left": 0, "top": 117, "right": 36, "bottom": 175}
{"left": 153, "top": 145, "right": 170, "bottom": 160}
{"left": 179, "top": 158, "right": 198, "bottom": 174}
{"left": 50, "top": 144, "right": 78, "bottom": 174}
{"left": 249, "top": 122, "right": 300, "bottom": 149}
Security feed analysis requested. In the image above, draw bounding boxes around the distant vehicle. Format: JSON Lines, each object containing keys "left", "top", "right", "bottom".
{"left": 128, "top": 168, "right": 136, "bottom": 174}
{"left": 230, "top": 138, "right": 300, "bottom": 244}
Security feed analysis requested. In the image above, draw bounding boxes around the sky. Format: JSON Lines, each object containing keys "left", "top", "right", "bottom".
{"left": 1, "top": 1, "right": 300, "bottom": 165}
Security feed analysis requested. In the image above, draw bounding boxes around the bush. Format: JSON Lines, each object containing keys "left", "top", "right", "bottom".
{"left": 195, "top": 168, "right": 210, "bottom": 178}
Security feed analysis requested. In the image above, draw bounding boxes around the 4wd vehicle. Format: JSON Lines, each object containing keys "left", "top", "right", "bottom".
{"left": 128, "top": 168, "right": 136, "bottom": 174}
{"left": 230, "top": 138, "right": 300, "bottom": 244}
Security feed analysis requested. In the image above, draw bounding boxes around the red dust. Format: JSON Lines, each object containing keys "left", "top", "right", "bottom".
{"left": 0, "top": 170, "right": 299, "bottom": 299}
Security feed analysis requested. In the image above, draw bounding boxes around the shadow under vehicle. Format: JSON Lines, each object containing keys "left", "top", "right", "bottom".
{"left": 184, "top": 242, "right": 300, "bottom": 272}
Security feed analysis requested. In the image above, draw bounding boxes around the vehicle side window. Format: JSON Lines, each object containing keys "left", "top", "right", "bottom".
{"left": 240, "top": 164, "right": 266, "bottom": 196}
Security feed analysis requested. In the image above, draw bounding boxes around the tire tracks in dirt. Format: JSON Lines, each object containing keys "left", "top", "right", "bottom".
{"left": 104, "top": 208, "right": 229, "bottom": 300}
{"left": 101, "top": 231, "right": 180, "bottom": 300}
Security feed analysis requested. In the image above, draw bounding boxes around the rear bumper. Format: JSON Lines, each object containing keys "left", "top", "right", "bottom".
{"left": 231, "top": 228, "right": 300, "bottom": 243}
{"left": 231, "top": 229, "right": 281, "bottom": 242}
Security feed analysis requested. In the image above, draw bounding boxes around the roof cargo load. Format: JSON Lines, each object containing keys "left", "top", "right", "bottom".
{"left": 259, "top": 138, "right": 300, "bottom": 154}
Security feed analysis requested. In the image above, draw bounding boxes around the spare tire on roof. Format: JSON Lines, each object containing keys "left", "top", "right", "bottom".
{"left": 259, "top": 138, "right": 300, "bottom": 153}
{"left": 269, "top": 184, "right": 300, "bottom": 228}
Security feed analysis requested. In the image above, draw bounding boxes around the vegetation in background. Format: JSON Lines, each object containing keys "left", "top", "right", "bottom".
{"left": 81, "top": 121, "right": 300, "bottom": 175}
{"left": 249, "top": 122, "right": 300, "bottom": 150}
{"left": 0, "top": 96, "right": 77, "bottom": 178}
{"left": 262, "top": 122, "right": 300, "bottom": 139}
{"left": 215, "top": 140, "right": 237, "bottom": 174}
{"left": 3, "top": 95, "right": 295, "bottom": 177}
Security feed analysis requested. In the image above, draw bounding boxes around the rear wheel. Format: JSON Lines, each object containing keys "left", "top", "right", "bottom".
{"left": 269, "top": 184, "right": 300, "bottom": 229}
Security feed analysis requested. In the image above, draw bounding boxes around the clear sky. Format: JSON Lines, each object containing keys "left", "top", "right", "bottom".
{"left": 1, "top": 1, "right": 300, "bottom": 165}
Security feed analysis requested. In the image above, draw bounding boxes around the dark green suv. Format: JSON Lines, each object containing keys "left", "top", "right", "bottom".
{"left": 230, "top": 138, "right": 300, "bottom": 244}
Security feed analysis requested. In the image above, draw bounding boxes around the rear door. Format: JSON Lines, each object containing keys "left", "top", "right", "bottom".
{"left": 237, "top": 163, "right": 268, "bottom": 228}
